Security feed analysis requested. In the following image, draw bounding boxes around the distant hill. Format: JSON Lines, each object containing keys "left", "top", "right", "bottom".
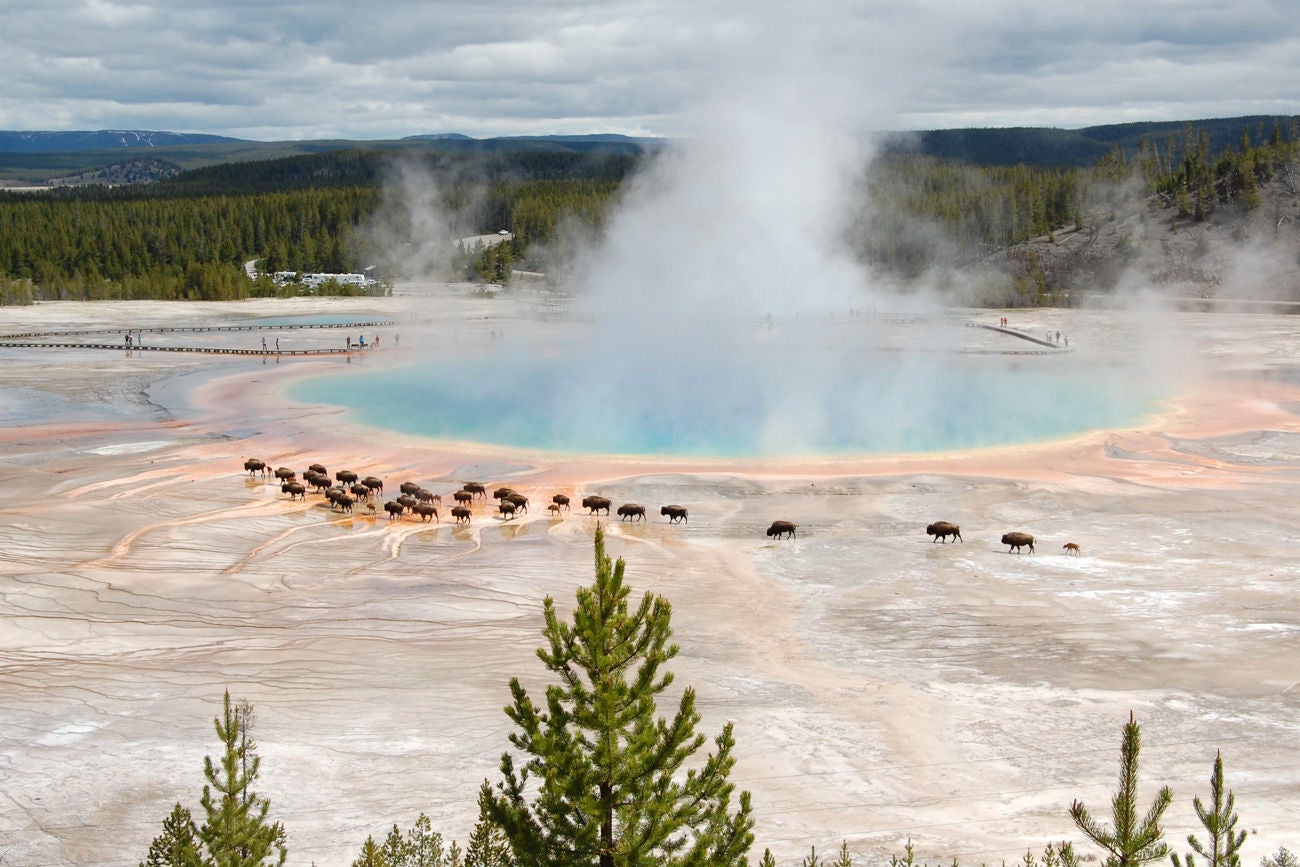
{"left": 0, "top": 129, "right": 244, "bottom": 153}
{"left": 882, "top": 115, "right": 1298, "bottom": 167}
{"left": 2, "top": 117, "right": 1295, "bottom": 188}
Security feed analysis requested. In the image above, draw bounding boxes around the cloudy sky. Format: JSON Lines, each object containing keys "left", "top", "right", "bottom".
{"left": 5, "top": 0, "right": 1299, "bottom": 141}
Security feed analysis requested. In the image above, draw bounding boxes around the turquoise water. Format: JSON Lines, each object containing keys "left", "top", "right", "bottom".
{"left": 290, "top": 349, "right": 1159, "bottom": 457}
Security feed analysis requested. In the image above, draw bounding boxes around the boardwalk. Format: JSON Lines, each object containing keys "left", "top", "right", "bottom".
{"left": 0, "top": 320, "right": 395, "bottom": 356}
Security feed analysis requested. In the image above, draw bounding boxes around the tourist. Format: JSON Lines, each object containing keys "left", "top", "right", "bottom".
{"left": 347, "top": 336, "right": 351, "bottom": 350}
{"left": 262, "top": 336, "right": 268, "bottom": 351}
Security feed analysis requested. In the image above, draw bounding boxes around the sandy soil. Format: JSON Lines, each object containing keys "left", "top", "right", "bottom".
{"left": 1, "top": 287, "right": 1298, "bottom": 867}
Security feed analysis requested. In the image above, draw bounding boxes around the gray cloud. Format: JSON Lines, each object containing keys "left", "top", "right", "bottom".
{"left": 3, "top": 0, "right": 1298, "bottom": 139}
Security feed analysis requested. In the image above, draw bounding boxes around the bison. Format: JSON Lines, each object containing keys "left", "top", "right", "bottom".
{"left": 274, "top": 466, "right": 296, "bottom": 482}
{"left": 498, "top": 500, "right": 517, "bottom": 520}
{"left": 396, "top": 494, "right": 418, "bottom": 513}
{"left": 383, "top": 501, "right": 404, "bottom": 520}
{"left": 463, "top": 482, "right": 486, "bottom": 500}
{"left": 308, "top": 463, "right": 327, "bottom": 476}
{"left": 281, "top": 481, "right": 306, "bottom": 500}
{"left": 453, "top": 490, "right": 474, "bottom": 506}
{"left": 505, "top": 492, "right": 529, "bottom": 513}
{"left": 350, "top": 483, "right": 372, "bottom": 500}
{"left": 493, "top": 487, "right": 517, "bottom": 501}
{"left": 766, "top": 520, "right": 797, "bottom": 539}
{"left": 452, "top": 506, "right": 472, "bottom": 524}
{"left": 305, "top": 472, "right": 331, "bottom": 493}
{"left": 244, "top": 458, "right": 267, "bottom": 477}
{"left": 412, "top": 503, "right": 439, "bottom": 523}
{"left": 332, "top": 494, "right": 355, "bottom": 514}
{"left": 399, "top": 481, "right": 422, "bottom": 497}
{"left": 547, "top": 503, "right": 562, "bottom": 517}
{"left": 618, "top": 503, "right": 646, "bottom": 522}
{"left": 552, "top": 494, "right": 570, "bottom": 510}
{"left": 362, "top": 476, "right": 384, "bottom": 496}
{"left": 926, "top": 521, "right": 962, "bottom": 543}
{"left": 1063, "top": 542, "right": 1081, "bottom": 555}
{"left": 1002, "top": 532, "right": 1035, "bottom": 554}
{"left": 335, "top": 469, "right": 359, "bottom": 486}
{"left": 582, "top": 495, "right": 611, "bottom": 515}
{"left": 660, "top": 505, "right": 688, "bottom": 524}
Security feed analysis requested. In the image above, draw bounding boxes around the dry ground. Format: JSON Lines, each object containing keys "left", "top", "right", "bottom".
{"left": 0, "top": 288, "right": 1297, "bottom": 866}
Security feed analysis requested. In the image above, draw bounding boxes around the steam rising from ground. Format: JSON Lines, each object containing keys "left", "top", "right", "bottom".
{"left": 345, "top": 21, "right": 1192, "bottom": 457}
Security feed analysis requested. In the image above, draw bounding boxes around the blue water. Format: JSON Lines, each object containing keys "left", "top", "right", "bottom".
{"left": 290, "top": 349, "right": 1160, "bottom": 458}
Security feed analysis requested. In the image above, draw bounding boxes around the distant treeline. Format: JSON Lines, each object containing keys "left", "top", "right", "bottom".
{"left": 1, "top": 123, "right": 1296, "bottom": 305}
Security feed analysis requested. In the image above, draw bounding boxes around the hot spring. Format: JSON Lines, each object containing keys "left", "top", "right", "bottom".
{"left": 288, "top": 315, "right": 1162, "bottom": 458}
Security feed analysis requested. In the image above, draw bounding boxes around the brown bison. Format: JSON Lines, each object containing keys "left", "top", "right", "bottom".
{"left": 505, "top": 492, "right": 529, "bottom": 513}
{"left": 1002, "top": 532, "right": 1035, "bottom": 554}
{"left": 331, "top": 493, "right": 355, "bottom": 514}
{"left": 383, "top": 501, "right": 404, "bottom": 520}
{"left": 493, "top": 487, "right": 517, "bottom": 501}
{"left": 244, "top": 458, "right": 267, "bottom": 477}
{"left": 1063, "top": 542, "right": 1081, "bottom": 555}
{"left": 281, "top": 481, "right": 306, "bottom": 500}
{"left": 308, "top": 463, "right": 327, "bottom": 476}
{"left": 767, "top": 520, "right": 797, "bottom": 539}
{"left": 362, "top": 476, "right": 384, "bottom": 495}
{"left": 463, "top": 482, "right": 486, "bottom": 500}
{"left": 305, "top": 472, "right": 331, "bottom": 493}
{"left": 618, "top": 503, "right": 646, "bottom": 522}
{"left": 582, "top": 495, "right": 611, "bottom": 515}
{"left": 452, "top": 506, "right": 472, "bottom": 524}
{"left": 552, "top": 494, "right": 570, "bottom": 510}
{"left": 396, "top": 494, "right": 418, "bottom": 513}
{"left": 498, "top": 500, "right": 517, "bottom": 520}
{"left": 399, "top": 481, "right": 422, "bottom": 497}
{"left": 660, "top": 505, "right": 688, "bottom": 524}
{"left": 416, "top": 488, "right": 438, "bottom": 505}
{"left": 413, "top": 503, "right": 439, "bottom": 523}
{"left": 335, "top": 469, "right": 359, "bottom": 486}
{"left": 926, "top": 521, "right": 962, "bottom": 543}
{"left": 453, "top": 490, "right": 474, "bottom": 506}
{"left": 547, "top": 503, "right": 562, "bottom": 517}
{"left": 274, "top": 466, "right": 296, "bottom": 482}
{"left": 350, "top": 483, "right": 372, "bottom": 500}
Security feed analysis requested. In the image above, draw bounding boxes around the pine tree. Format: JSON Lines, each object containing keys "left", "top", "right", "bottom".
{"left": 1171, "top": 751, "right": 1246, "bottom": 867}
{"left": 464, "top": 794, "right": 514, "bottom": 867}
{"left": 140, "top": 803, "right": 202, "bottom": 867}
{"left": 1070, "top": 712, "right": 1173, "bottom": 867}
{"left": 483, "top": 525, "right": 755, "bottom": 867}
{"left": 354, "top": 836, "right": 392, "bottom": 867}
{"left": 196, "top": 691, "right": 288, "bottom": 867}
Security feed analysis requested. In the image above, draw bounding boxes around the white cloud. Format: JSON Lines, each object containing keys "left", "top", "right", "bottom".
{"left": 2, "top": 0, "right": 1298, "bottom": 139}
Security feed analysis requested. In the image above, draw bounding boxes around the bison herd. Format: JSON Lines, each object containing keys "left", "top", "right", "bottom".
{"left": 242, "top": 459, "right": 708, "bottom": 531}
{"left": 243, "top": 459, "right": 1074, "bottom": 551}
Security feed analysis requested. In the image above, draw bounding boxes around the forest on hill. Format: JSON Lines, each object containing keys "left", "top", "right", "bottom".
{"left": 0, "top": 117, "right": 1297, "bottom": 306}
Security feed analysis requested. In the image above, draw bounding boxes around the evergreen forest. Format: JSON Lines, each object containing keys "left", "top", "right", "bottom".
{"left": 2, "top": 119, "right": 1298, "bottom": 307}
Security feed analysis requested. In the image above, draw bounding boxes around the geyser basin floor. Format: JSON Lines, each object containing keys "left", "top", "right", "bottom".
{"left": 1, "top": 289, "right": 1298, "bottom": 867}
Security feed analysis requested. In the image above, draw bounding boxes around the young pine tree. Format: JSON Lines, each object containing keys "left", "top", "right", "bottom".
{"left": 196, "top": 691, "right": 287, "bottom": 867}
{"left": 1070, "top": 712, "right": 1173, "bottom": 867}
{"left": 140, "top": 803, "right": 202, "bottom": 867}
{"left": 1171, "top": 751, "right": 1246, "bottom": 867}
{"left": 482, "top": 525, "right": 755, "bottom": 867}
